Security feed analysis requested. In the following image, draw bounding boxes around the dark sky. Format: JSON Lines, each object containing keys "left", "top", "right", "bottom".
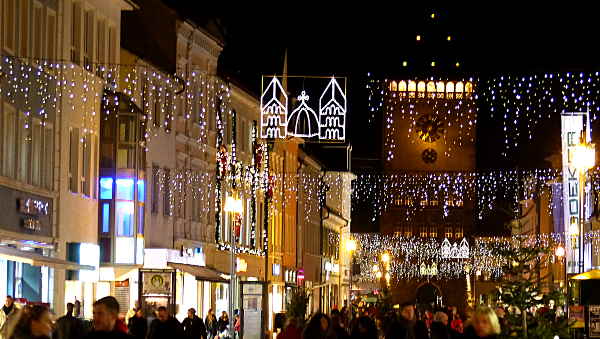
{"left": 165, "top": 3, "right": 600, "bottom": 168}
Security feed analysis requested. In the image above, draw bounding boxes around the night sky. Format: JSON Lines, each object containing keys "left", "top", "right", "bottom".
{"left": 164, "top": 3, "right": 600, "bottom": 168}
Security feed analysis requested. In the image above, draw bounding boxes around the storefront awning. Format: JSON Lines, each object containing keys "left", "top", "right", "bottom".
{"left": 571, "top": 269, "right": 600, "bottom": 280}
{"left": 0, "top": 246, "right": 95, "bottom": 270}
{"left": 167, "top": 262, "right": 229, "bottom": 283}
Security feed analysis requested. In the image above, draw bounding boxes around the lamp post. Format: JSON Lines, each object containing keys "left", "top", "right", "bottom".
{"left": 224, "top": 195, "right": 243, "bottom": 336}
{"left": 345, "top": 238, "right": 356, "bottom": 322}
{"left": 572, "top": 136, "right": 595, "bottom": 273}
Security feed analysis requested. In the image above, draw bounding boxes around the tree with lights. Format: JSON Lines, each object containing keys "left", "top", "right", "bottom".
{"left": 493, "top": 242, "right": 570, "bottom": 339}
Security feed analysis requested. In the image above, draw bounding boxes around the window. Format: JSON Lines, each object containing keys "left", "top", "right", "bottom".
{"left": 42, "top": 125, "right": 53, "bottom": 190}
{"left": 420, "top": 226, "right": 428, "bottom": 238}
{"left": 163, "top": 168, "right": 171, "bottom": 216}
{"left": 84, "top": 10, "right": 94, "bottom": 69}
{"left": 82, "top": 135, "right": 91, "bottom": 196}
{"left": 429, "top": 226, "right": 437, "bottom": 238}
{"left": 69, "top": 128, "right": 80, "bottom": 193}
{"left": 137, "top": 180, "right": 145, "bottom": 202}
{"left": 93, "top": 135, "right": 98, "bottom": 197}
{"left": 445, "top": 226, "right": 453, "bottom": 239}
{"left": 17, "top": 114, "right": 31, "bottom": 183}
{"left": 2, "top": 103, "right": 16, "bottom": 178}
{"left": 108, "top": 26, "right": 116, "bottom": 63}
{"left": 455, "top": 226, "right": 463, "bottom": 239}
{"left": 101, "top": 203, "right": 110, "bottom": 233}
{"left": 46, "top": 11, "right": 56, "bottom": 60}
{"left": 164, "top": 90, "right": 173, "bottom": 132}
{"left": 33, "top": 3, "right": 43, "bottom": 59}
{"left": 138, "top": 206, "right": 144, "bottom": 235}
{"left": 116, "top": 178, "right": 134, "bottom": 200}
{"left": 151, "top": 165, "right": 159, "bottom": 214}
{"left": 3, "top": 0, "right": 17, "bottom": 53}
{"left": 100, "top": 178, "right": 113, "bottom": 199}
{"left": 31, "top": 120, "right": 42, "bottom": 186}
{"left": 19, "top": 0, "right": 30, "bottom": 57}
{"left": 71, "top": 2, "right": 82, "bottom": 64}
{"left": 153, "top": 89, "right": 161, "bottom": 128}
{"left": 116, "top": 201, "right": 134, "bottom": 237}
{"left": 96, "top": 19, "right": 106, "bottom": 68}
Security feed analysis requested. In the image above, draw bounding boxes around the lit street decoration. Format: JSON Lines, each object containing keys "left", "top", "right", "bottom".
{"left": 260, "top": 76, "right": 347, "bottom": 142}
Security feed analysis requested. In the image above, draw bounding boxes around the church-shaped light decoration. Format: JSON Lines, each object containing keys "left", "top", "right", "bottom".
{"left": 441, "top": 238, "right": 452, "bottom": 259}
{"left": 430, "top": 263, "right": 438, "bottom": 276}
{"left": 260, "top": 77, "right": 287, "bottom": 139}
{"left": 458, "top": 238, "right": 470, "bottom": 259}
{"left": 319, "top": 77, "right": 346, "bottom": 141}
{"left": 450, "top": 243, "right": 460, "bottom": 259}
{"left": 287, "top": 90, "right": 319, "bottom": 138}
{"left": 420, "top": 262, "right": 427, "bottom": 276}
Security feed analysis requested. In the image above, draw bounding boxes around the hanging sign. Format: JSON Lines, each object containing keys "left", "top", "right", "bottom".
{"left": 260, "top": 76, "right": 347, "bottom": 142}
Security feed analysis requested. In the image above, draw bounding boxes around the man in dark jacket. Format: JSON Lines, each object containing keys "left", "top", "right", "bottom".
{"left": 85, "top": 296, "right": 133, "bottom": 339}
{"left": 54, "top": 303, "right": 85, "bottom": 339}
{"left": 148, "top": 306, "right": 183, "bottom": 339}
{"left": 127, "top": 309, "right": 147, "bottom": 339}
{"left": 182, "top": 308, "right": 206, "bottom": 339}
{"left": 385, "top": 302, "right": 416, "bottom": 339}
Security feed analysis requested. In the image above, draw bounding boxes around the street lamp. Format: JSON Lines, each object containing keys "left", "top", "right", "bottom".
{"left": 572, "top": 137, "right": 595, "bottom": 273}
{"left": 224, "top": 195, "right": 243, "bottom": 334}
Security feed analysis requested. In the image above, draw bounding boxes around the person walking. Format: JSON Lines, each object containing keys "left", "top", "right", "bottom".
{"left": 84, "top": 296, "right": 133, "bottom": 339}
{"left": 127, "top": 309, "right": 147, "bottom": 339}
{"left": 148, "top": 307, "right": 183, "bottom": 339}
{"left": 8, "top": 305, "right": 53, "bottom": 339}
{"left": 276, "top": 317, "right": 302, "bottom": 339}
{"left": 463, "top": 307, "right": 501, "bottom": 339}
{"left": 182, "top": 308, "right": 206, "bottom": 339}
{"left": 205, "top": 309, "right": 217, "bottom": 339}
{"left": 54, "top": 303, "right": 85, "bottom": 339}
{"left": 302, "top": 313, "right": 331, "bottom": 339}
{"left": 0, "top": 296, "right": 20, "bottom": 339}
{"left": 216, "top": 311, "right": 229, "bottom": 338}
{"left": 430, "top": 312, "right": 451, "bottom": 339}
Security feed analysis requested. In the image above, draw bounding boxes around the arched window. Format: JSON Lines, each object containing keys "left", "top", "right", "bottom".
{"left": 390, "top": 81, "right": 398, "bottom": 92}
{"left": 427, "top": 81, "right": 436, "bottom": 98}
{"left": 455, "top": 81, "right": 464, "bottom": 99}
{"left": 446, "top": 82, "right": 454, "bottom": 99}
{"left": 408, "top": 80, "right": 416, "bottom": 98}
{"left": 417, "top": 81, "right": 426, "bottom": 98}
{"left": 436, "top": 81, "right": 445, "bottom": 92}
{"left": 465, "top": 82, "right": 473, "bottom": 99}
{"left": 398, "top": 80, "right": 407, "bottom": 92}
{"left": 436, "top": 81, "right": 445, "bottom": 98}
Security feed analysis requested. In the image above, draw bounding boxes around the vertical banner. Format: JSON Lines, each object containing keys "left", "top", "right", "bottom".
{"left": 561, "top": 112, "right": 589, "bottom": 274}
{"left": 562, "top": 113, "right": 583, "bottom": 274}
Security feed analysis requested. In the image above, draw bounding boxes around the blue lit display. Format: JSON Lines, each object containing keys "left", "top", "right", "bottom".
{"left": 116, "top": 178, "right": 134, "bottom": 200}
{"left": 137, "top": 180, "right": 145, "bottom": 202}
{"left": 102, "top": 203, "right": 110, "bottom": 233}
{"left": 100, "top": 178, "right": 113, "bottom": 199}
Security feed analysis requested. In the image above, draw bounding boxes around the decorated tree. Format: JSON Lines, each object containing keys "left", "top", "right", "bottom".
{"left": 492, "top": 238, "right": 570, "bottom": 339}
{"left": 285, "top": 287, "right": 310, "bottom": 323}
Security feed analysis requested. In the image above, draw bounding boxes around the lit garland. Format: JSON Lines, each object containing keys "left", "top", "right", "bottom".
{"left": 368, "top": 71, "right": 600, "bottom": 159}
{"left": 352, "top": 233, "right": 565, "bottom": 283}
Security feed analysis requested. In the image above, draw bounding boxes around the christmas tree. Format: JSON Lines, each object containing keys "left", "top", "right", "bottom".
{"left": 492, "top": 239, "right": 570, "bottom": 339}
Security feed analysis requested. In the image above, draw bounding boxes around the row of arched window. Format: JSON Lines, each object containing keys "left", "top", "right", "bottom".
{"left": 389, "top": 80, "right": 474, "bottom": 99}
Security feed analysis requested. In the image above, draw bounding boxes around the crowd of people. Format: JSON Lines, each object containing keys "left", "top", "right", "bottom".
{"left": 276, "top": 303, "right": 504, "bottom": 339}
{"left": 0, "top": 295, "right": 240, "bottom": 339}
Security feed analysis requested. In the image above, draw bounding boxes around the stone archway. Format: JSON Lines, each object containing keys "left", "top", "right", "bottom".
{"left": 416, "top": 282, "right": 442, "bottom": 310}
